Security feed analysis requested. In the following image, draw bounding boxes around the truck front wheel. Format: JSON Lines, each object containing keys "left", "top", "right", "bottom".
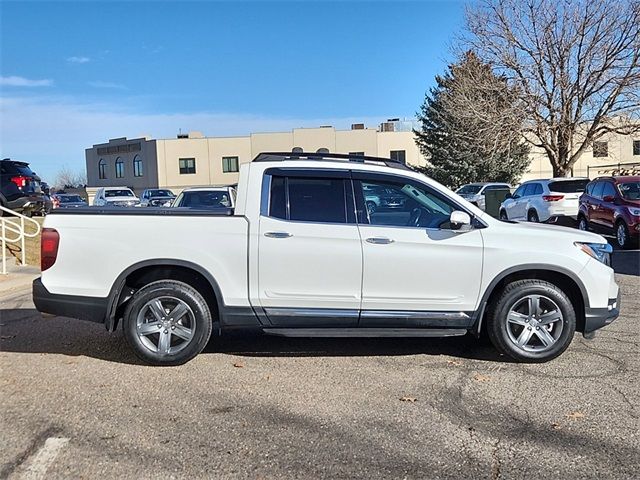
{"left": 486, "top": 280, "right": 576, "bottom": 362}
{"left": 123, "top": 280, "right": 213, "bottom": 366}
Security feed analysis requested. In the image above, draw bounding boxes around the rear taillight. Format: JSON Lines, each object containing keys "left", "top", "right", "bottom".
{"left": 10, "top": 176, "right": 28, "bottom": 189}
{"left": 52, "top": 197, "right": 60, "bottom": 208}
{"left": 41, "top": 228, "right": 60, "bottom": 271}
{"left": 543, "top": 195, "right": 564, "bottom": 202}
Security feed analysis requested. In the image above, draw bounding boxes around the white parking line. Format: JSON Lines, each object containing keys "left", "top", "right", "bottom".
{"left": 14, "top": 437, "right": 69, "bottom": 480}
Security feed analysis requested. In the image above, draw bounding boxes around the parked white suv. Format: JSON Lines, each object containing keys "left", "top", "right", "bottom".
{"left": 456, "top": 182, "right": 512, "bottom": 211}
{"left": 33, "top": 153, "right": 618, "bottom": 366}
{"left": 499, "top": 178, "right": 590, "bottom": 223}
{"left": 93, "top": 187, "right": 140, "bottom": 207}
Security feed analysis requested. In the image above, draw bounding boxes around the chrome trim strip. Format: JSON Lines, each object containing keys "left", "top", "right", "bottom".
{"left": 264, "top": 308, "right": 360, "bottom": 318}
{"left": 361, "top": 310, "right": 470, "bottom": 320}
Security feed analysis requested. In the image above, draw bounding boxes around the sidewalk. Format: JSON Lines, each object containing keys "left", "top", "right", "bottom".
{"left": 0, "top": 263, "right": 40, "bottom": 299}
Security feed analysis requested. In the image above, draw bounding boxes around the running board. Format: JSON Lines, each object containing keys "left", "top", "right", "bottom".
{"left": 261, "top": 328, "right": 468, "bottom": 338}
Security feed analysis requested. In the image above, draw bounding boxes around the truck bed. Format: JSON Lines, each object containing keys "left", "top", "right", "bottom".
{"left": 49, "top": 206, "right": 234, "bottom": 216}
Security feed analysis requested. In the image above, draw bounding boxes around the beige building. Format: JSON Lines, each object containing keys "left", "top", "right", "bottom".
{"left": 523, "top": 130, "right": 640, "bottom": 181}
{"left": 85, "top": 120, "right": 425, "bottom": 202}
{"left": 85, "top": 120, "right": 640, "bottom": 201}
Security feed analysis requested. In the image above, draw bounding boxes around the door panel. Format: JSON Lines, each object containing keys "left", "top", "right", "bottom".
{"left": 257, "top": 172, "right": 363, "bottom": 316}
{"left": 258, "top": 215, "right": 363, "bottom": 309}
{"left": 353, "top": 173, "right": 484, "bottom": 314}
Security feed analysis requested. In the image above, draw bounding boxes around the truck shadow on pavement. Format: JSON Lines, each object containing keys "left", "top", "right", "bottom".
{"left": 0, "top": 308, "right": 514, "bottom": 365}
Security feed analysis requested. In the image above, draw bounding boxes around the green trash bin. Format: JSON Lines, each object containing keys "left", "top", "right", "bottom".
{"left": 484, "top": 188, "right": 512, "bottom": 218}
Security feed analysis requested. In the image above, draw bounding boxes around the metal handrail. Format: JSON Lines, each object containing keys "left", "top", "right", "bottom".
{"left": 1, "top": 205, "right": 42, "bottom": 275}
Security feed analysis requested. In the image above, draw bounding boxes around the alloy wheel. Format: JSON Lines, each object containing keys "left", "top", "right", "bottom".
{"left": 616, "top": 223, "right": 627, "bottom": 248}
{"left": 578, "top": 218, "right": 588, "bottom": 231}
{"left": 506, "top": 294, "right": 564, "bottom": 353}
{"left": 136, "top": 296, "right": 196, "bottom": 354}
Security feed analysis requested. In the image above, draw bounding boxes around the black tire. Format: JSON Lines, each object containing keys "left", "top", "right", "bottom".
{"left": 527, "top": 209, "right": 539, "bottom": 223}
{"left": 123, "top": 280, "right": 213, "bottom": 366}
{"left": 577, "top": 215, "right": 589, "bottom": 232}
{"left": 615, "top": 221, "right": 634, "bottom": 250}
{"left": 486, "top": 279, "right": 576, "bottom": 362}
{"left": 499, "top": 210, "right": 508, "bottom": 221}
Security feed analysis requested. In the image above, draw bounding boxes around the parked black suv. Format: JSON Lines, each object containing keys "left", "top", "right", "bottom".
{"left": 0, "top": 158, "right": 47, "bottom": 216}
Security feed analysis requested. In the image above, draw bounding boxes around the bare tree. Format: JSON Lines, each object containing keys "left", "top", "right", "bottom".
{"left": 54, "top": 165, "right": 86, "bottom": 190}
{"left": 465, "top": 0, "right": 640, "bottom": 177}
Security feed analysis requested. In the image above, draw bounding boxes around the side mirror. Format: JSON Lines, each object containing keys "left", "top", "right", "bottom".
{"left": 450, "top": 210, "right": 472, "bottom": 231}
{"left": 602, "top": 195, "right": 615, "bottom": 203}
{"left": 505, "top": 192, "right": 513, "bottom": 199}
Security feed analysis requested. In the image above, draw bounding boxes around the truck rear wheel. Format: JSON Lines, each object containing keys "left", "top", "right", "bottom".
{"left": 123, "top": 280, "right": 212, "bottom": 366}
{"left": 486, "top": 279, "right": 576, "bottom": 362}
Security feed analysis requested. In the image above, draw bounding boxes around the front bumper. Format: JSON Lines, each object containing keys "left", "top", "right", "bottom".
{"left": 584, "top": 295, "right": 620, "bottom": 335}
{"left": 33, "top": 278, "right": 107, "bottom": 323}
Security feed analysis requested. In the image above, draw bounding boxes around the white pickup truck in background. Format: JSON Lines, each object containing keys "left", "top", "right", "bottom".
{"left": 33, "top": 153, "right": 619, "bottom": 365}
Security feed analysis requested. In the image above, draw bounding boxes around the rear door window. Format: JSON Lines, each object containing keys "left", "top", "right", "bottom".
{"left": 548, "top": 179, "right": 589, "bottom": 193}
{"left": 268, "top": 174, "right": 351, "bottom": 224}
{"left": 601, "top": 182, "right": 617, "bottom": 199}
{"left": 523, "top": 184, "right": 537, "bottom": 196}
{"left": 591, "top": 181, "right": 605, "bottom": 199}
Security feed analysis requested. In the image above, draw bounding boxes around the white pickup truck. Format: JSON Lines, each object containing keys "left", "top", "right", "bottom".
{"left": 33, "top": 152, "right": 620, "bottom": 365}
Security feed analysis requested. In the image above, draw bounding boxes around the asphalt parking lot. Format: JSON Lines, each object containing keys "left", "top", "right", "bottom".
{"left": 0, "top": 249, "right": 638, "bottom": 479}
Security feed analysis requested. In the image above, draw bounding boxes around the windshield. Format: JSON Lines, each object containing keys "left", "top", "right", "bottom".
{"left": 105, "top": 189, "right": 134, "bottom": 197}
{"left": 456, "top": 185, "right": 482, "bottom": 195}
{"left": 150, "top": 189, "right": 174, "bottom": 197}
{"left": 618, "top": 181, "right": 640, "bottom": 200}
{"left": 59, "top": 195, "right": 84, "bottom": 203}
{"left": 548, "top": 180, "right": 589, "bottom": 193}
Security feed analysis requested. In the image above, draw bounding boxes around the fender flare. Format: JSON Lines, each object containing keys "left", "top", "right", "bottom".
{"left": 104, "top": 259, "right": 225, "bottom": 331}
{"left": 471, "top": 263, "right": 590, "bottom": 335}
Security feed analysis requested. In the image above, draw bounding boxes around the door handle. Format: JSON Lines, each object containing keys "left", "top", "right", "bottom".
{"left": 366, "top": 237, "right": 394, "bottom": 245}
{"left": 264, "top": 231, "right": 293, "bottom": 238}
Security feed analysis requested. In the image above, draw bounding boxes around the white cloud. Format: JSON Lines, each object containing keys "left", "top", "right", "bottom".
{"left": 67, "top": 56, "right": 90, "bottom": 64}
{"left": 88, "top": 81, "right": 127, "bottom": 89}
{"left": 0, "top": 76, "right": 53, "bottom": 87}
{"left": 0, "top": 95, "right": 388, "bottom": 181}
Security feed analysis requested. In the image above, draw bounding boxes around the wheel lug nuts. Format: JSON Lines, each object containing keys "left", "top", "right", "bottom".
{"left": 164, "top": 329, "right": 168, "bottom": 334}
{"left": 171, "top": 325, "right": 175, "bottom": 330}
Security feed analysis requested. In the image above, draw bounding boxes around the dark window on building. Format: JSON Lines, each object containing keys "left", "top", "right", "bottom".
{"left": 98, "top": 159, "right": 107, "bottom": 179}
{"left": 115, "top": 157, "right": 124, "bottom": 178}
{"left": 133, "top": 155, "right": 143, "bottom": 177}
{"left": 222, "top": 156, "right": 239, "bottom": 173}
{"left": 390, "top": 150, "right": 406, "bottom": 164}
{"left": 633, "top": 140, "right": 640, "bottom": 156}
{"left": 268, "top": 176, "right": 348, "bottom": 223}
{"left": 179, "top": 158, "right": 196, "bottom": 174}
{"left": 593, "top": 141, "right": 608, "bottom": 157}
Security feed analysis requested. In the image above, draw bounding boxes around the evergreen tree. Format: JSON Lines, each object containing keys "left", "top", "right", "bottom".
{"left": 415, "top": 51, "right": 530, "bottom": 188}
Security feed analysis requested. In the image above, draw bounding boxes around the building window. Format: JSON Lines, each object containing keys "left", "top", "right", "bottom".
{"left": 133, "top": 155, "right": 143, "bottom": 177}
{"left": 222, "top": 156, "right": 239, "bottom": 173}
{"left": 98, "top": 159, "right": 107, "bottom": 179}
{"left": 349, "top": 152, "right": 365, "bottom": 157}
{"left": 593, "top": 141, "right": 608, "bottom": 158}
{"left": 179, "top": 158, "right": 196, "bottom": 174}
{"left": 115, "top": 157, "right": 124, "bottom": 178}
{"left": 390, "top": 150, "right": 406, "bottom": 164}
{"left": 633, "top": 140, "right": 640, "bottom": 156}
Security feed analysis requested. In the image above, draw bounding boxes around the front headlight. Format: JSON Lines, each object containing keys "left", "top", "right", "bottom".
{"left": 575, "top": 242, "right": 613, "bottom": 266}
{"left": 627, "top": 207, "right": 640, "bottom": 217}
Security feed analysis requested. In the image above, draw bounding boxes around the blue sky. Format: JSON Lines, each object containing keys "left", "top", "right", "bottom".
{"left": 1, "top": 0, "right": 465, "bottom": 181}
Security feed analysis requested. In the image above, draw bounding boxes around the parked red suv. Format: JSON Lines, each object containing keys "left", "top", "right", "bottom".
{"left": 577, "top": 176, "right": 640, "bottom": 249}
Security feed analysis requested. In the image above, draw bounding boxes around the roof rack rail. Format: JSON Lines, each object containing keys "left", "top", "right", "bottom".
{"left": 252, "top": 152, "right": 411, "bottom": 170}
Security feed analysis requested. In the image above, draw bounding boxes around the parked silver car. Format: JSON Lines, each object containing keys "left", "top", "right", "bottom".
{"left": 456, "top": 182, "right": 511, "bottom": 211}
{"left": 140, "top": 188, "right": 175, "bottom": 207}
